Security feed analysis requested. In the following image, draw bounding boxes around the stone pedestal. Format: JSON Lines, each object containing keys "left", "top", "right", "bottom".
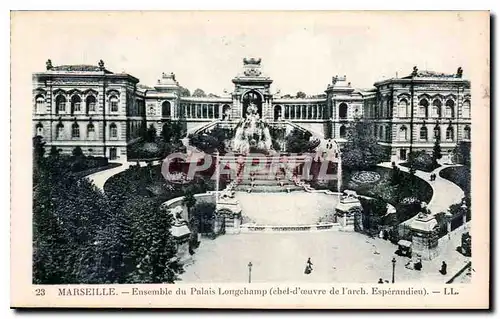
{"left": 216, "top": 194, "right": 243, "bottom": 234}
{"left": 410, "top": 213, "right": 439, "bottom": 260}
{"left": 335, "top": 193, "right": 361, "bottom": 232}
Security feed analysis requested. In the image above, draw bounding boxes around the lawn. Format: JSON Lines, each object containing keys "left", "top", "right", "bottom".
{"left": 342, "top": 166, "right": 433, "bottom": 207}
{"left": 342, "top": 166, "right": 433, "bottom": 224}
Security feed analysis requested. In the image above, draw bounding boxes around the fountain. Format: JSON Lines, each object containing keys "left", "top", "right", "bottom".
{"left": 231, "top": 102, "right": 273, "bottom": 155}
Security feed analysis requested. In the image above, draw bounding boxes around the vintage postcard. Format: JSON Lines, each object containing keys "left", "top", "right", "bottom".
{"left": 11, "top": 11, "right": 490, "bottom": 309}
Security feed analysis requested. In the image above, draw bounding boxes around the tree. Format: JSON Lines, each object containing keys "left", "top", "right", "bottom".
{"left": 72, "top": 146, "right": 84, "bottom": 157}
{"left": 161, "top": 119, "right": 185, "bottom": 144}
{"left": 192, "top": 202, "right": 216, "bottom": 234}
{"left": 359, "top": 197, "right": 388, "bottom": 231}
{"left": 49, "top": 146, "right": 59, "bottom": 157}
{"left": 454, "top": 141, "right": 471, "bottom": 167}
{"left": 33, "top": 156, "right": 184, "bottom": 284}
{"left": 285, "top": 129, "right": 318, "bottom": 153}
{"left": 183, "top": 188, "right": 197, "bottom": 217}
{"left": 342, "top": 119, "right": 387, "bottom": 170}
{"left": 296, "top": 91, "right": 307, "bottom": 99}
{"left": 33, "top": 136, "right": 46, "bottom": 164}
{"left": 179, "top": 86, "right": 191, "bottom": 97}
{"left": 192, "top": 88, "right": 206, "bottom": 97}
{"left": 432, "top": 137, "right": 442, "bottom": 165}
{"left": 146, "top": 124, "right": 157, "bottom": 142}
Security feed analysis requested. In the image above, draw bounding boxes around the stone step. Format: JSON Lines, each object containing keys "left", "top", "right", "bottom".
{"left": 234, "top": 184, "right": 303, "bottom": 193}
{"left": 238, "top": 179, "right": 294, "bottom": 186}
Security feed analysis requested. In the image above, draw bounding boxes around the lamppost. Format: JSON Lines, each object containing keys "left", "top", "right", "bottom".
{"left": 215, "top": 149, "right": 220, "bottom": 209}
{"left": 391, "top": 257, "right": 396, "bottom": 283}
{"left": 248, "top": 262, "right": 253, "bottom": 283}
{"left": 445, "top": 208, "right": 453, "bottom": 239}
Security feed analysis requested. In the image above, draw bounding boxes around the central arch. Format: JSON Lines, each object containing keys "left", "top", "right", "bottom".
{"left": 242, "top": 90, "right": 263, "bottom": 118}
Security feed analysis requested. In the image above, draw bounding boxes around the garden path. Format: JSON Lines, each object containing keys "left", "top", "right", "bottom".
{"left": 86, "top": 162, "right": 132, "bottom": 190}
{"left": 378, "top": 162, "right": 465, "bottom": 220}
{"left": 86, "top": 160, "right": 160, "bottom": 191}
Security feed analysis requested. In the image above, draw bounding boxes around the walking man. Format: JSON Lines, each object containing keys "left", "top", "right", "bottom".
{"left": 304, "top": 257, "right": 313, "bottom": 275}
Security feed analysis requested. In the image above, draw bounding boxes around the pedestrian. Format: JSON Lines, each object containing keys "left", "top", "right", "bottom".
{"left": 307, "top": 257, "right": 313, "bottom": 269}
{"left": 304, "top": 257, "right": 313, "bottom": 275}
{"left": 440, "top": 261, "right": 447, "bottom": 275}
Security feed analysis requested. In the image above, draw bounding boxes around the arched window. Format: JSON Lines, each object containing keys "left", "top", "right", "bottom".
{"left": 36, "top": 123, "right": 44, "bottom": 137}
{"left": 56, "top": 123, "right": 64, "bottom": 140}
{"left": 339, "top": 125, "right": 347, "bottom": 138}
{"left": 55, "top": 95, "right": 66, "bottom": 114}
{"left": 420, "top": 126, "right": 428, "bottom": 141}
{"left": 110, "top": 96, "right": 119, "bottom": 112}
{"left": 446, "top": 126, "right": 454, "bottom": 141}
{"left": 86, "top": 95, "right": 96, "bottom": 114}
{"left": 432, "top": 99, "right": 442, "bottom": 118}
{"left": 87, "top": 123, "right": 95, "bottom": 140}
{"left": 462, "top": 100, "right": 471, "bottom": 118}
{"left": 464, "top": 126, "right": 471, "bottom": 140}
{"left": 161, "top": 101, "right": 171, "bottom": 117}
{"left": 419, "top": 99, "right": 429, "bottom": 117}
{"left": 339, "top": 103, "right": 348, "bottom": 119}
{"left": 399, "top": 126, "right": 408, "bottom": 141}
{"left": 35, "top": 95, "right": 45, "bottom": 113}
{"left": 110, "top": 123, "right": 118, "bottom": 139}
{"left": 445, "top": 99, "right": 455, "bottom": 118}
{"left": 71, "top": 95, "right": 81, "bottom": 115}
{"left": 71, "top": 123, "right": 80, "bottom": 139}
{"left": 398, "top": 99, "right": 408, "bottom": 117}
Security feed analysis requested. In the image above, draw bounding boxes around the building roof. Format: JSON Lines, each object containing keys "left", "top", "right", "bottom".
{"left": 50, "top": 64, "right": 114, "bottom": 74}
{"left": 401, "top": 70, "right": 459, "bottom": 79}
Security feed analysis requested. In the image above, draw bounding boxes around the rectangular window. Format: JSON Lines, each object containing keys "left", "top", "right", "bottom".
{"left": 110, "top": 96, "right": 119, "bottom": 112}
{"left": 111, "top": 101, "right": 118, "bottom": 112}
{"left": 74, "top": 102, "right": 81, "bottom": 112}
{"left": 72, "top": 125, "right": 80, "bottom": 139}
{"left": 58, "top": 102, "right": 66, "bottom": 112}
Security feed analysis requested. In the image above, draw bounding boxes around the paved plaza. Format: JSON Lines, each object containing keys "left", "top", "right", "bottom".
{"left": 235, "top": 191, "right": 339, "bottom": 225}
{"left": 179, "top": 228, "right": 470, "bottom": 283}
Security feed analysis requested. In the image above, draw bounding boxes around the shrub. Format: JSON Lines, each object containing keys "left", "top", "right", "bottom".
{"left": 192, "top": 202, "right": 216, "bottom": 234}
{"left": 72, "top": 146, "right": 84, "bottom": 157}
{"left": 402, "top": 151, "right": 440, "bottom": 172}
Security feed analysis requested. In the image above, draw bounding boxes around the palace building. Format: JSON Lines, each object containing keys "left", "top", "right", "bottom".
{"left": 32, "top": 58, "right": 471, "bottom": 162}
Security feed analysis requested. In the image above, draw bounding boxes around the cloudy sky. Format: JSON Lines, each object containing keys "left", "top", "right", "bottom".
{"left": 13, "top": 11, "right": 485, "bottom": 95}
